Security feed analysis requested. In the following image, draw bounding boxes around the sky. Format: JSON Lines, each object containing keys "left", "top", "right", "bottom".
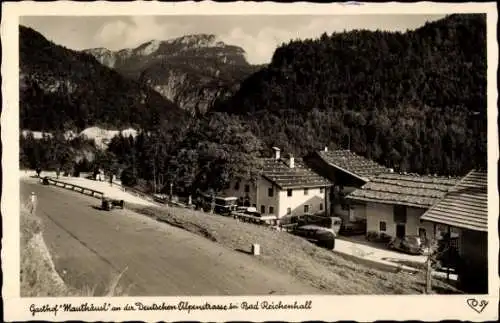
{"left": 20, "top": 15, "right": 446, "bottom": 64}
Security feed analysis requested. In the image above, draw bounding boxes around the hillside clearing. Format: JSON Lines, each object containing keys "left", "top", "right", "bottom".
{"left": 130, "top": 204, "right": 460, "bottom": 295}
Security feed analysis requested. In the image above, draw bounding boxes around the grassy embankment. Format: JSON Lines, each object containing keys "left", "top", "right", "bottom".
{"left": 20, "top": 203, "right": 127, "bottom": 297}
{"left": 130, "top": 203, "right": 461, "bottom": 295}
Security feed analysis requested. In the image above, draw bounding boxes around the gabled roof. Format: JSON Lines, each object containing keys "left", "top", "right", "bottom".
{"left": 346, "top": 173, "right": 460, "bottom": 208}
{"left": 420, "top": 170, "right": 488, "bottom": 232}
{"left": 261, "top": 158, "right": 332, "bottom": 190}
{"left": 316, "top": 150, "right": 391, "bottom": 182}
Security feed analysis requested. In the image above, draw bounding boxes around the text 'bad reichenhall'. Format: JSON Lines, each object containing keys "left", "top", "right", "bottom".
{"left": 29, "top": 300, "right": 313, "bottom": 316}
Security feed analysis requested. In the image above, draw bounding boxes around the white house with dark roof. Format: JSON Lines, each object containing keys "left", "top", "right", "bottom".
{"left": 304, "top": 148, "right": 392, "bottom": 224}
{"left": 223, "top": 147, "right": 332, "bottom": 219}
{"left": 345, "top": 173, "right": 460, "bottom": 240}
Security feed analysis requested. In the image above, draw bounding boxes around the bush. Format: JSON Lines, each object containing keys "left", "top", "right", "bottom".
{"left": 366, "top": 231, "right": 393, "bottom": 243}
{"left": 366, "top": 231, "right": 379, "bottom": 242}
{"left": 379, "top": 232, "right": 393, "bottom": 243}
{"left": 120, "top": 166, "right": 138, "bottom": 186}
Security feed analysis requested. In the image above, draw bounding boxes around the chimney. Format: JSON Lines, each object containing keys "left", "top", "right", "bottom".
{"left": 289, "top": 154, "right": 295, "bottom": 169}
{"left": 324, "top": 146, "right": 328, "bottom": 152}
{"left": 272, "top": 147, "right": 280, "bottom": 160}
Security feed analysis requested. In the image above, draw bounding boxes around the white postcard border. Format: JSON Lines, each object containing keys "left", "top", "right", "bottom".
{"left": 2, "top": 1, "right": 498, "bottom": 322}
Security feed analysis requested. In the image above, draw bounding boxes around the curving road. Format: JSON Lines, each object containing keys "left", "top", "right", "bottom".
{"left": 21, "top": 178, "right": 320, "bottom": 296}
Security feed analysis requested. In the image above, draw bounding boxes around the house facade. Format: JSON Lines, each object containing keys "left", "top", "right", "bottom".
{"left": 223, "top": 147, "right": 332, "bottom": 219}
{"left": 304, "top": 148, "right": 391, "bottom": 225}
{"left": 420, "top": 170, "right": 488, "bottom": 293}
{"left": 346, "top": 173, "right": 460, "bottom": 241}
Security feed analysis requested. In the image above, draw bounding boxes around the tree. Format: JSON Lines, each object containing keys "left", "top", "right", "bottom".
{"left": 120, "top": 166, "right": 138, "bottom": 187}
{"left": 169, "top": 113, "right": 264, "bottom": 194}
{"left": 423, "top": 232, "right": 458, "bottom": 294}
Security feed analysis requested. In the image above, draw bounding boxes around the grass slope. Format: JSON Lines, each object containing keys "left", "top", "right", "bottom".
{"left": 20, "top": 203, "right": 128, "bottom": 297}
{"left": 20, "top": 203, "right": 68, "bottom": 296}
{"left": 130, "top": 204, "right": 460, "bottom": 295}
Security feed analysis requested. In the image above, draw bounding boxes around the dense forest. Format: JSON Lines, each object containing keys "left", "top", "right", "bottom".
{"left": 20, "top": 131, "right": 97, "bottom": 175}
{"left": 19, "top": 26, "right": 186, "bottom": 131}
{"left": 21, "top": 114, "right": 264, "bottom": 195}
{"left": 20, "top": 14, "right": 487, "bottom": 194}
{"left": 216, "top": 14, "right": 487, "bottom": 176}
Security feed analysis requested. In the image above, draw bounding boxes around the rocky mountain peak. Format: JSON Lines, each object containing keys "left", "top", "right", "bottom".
{"left": 134, "top": 39, "right": 162, "bottom": 56}
{"left": 166, "top": 33, "right": 222, "bottom": 48}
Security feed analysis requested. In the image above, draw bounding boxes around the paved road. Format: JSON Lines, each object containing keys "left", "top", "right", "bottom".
{"left": 21, "top": 178, "right": 320, "bottom": 296}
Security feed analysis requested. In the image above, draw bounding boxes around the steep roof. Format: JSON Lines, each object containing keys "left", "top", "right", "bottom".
{"left": 420, "top": 170, "right": 488, "bottom": 232}
{"left": 346, "top": 173, "right": 460, "bottom": 208}
{"left": 261, "top": 157, "right": 332, "bottom": 189}
{"left": 317, "top": 149, "right": 391, "bottom": 182}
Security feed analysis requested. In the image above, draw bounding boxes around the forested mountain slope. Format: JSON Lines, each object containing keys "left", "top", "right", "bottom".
{"left": 20, "top": 26, "right": 186, "bottom": 131}
{"left": 216, "top": 14, "right": 487, "bottom": 176}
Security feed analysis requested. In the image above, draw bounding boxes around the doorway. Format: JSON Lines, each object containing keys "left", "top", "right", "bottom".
{"left": 396, "top": 224, "right": 406, "bottom": 238}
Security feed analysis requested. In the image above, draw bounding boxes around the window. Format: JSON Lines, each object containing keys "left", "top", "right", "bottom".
{"left": 319, "top": 203, "right": 323, "bottom": 211}
{"left": 393, "top": 205, "right": 407, "bottom": 223}
{"left": 244, "top": 184, "right": 250, "bottom": 193}
{"left": 261, "top": 205, "right": 266, "bottom": 214}
{"left": 418, "top": 228, "right": 427, "bottom": 238}
{"left": 268, "top": 188, "right": 274, "bottom": 197}
{"left": 304, "top": 188, "right": 309, "bottom": 195}
{"left": 234, "top": 182, "right": 240, "bottom": 190}
{"left": 379, "top": 221, "right": 387, "bottom": 232}
{"left": 287, "top": 189, "right": 293, "bottom": 197}
{"left": 320, "top": 187, "right": 324, "bottom": 193}
{"left": 304, "top": 205, "right": 310, "bottom": 213}
{"left": 287, "top": 207, "right": 291, "bottom": 215}
{"left": 269, "top": 206, "right": 274, "bottom": 214}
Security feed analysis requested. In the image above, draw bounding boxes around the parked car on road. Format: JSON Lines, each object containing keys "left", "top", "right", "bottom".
{"left": 291, "top": 224, "right": 336, "bottom": 250}
{"left": 340, "top": 219, "right": 367, "bottom": 236}
{"left": 196, "top": 192, "right": 238, "bottom": 215}
{"left": 101, "top": 197, "right": 124, "bottom": 211}
{"left": 387, "top": 235, "right": 425, "bottom": 255}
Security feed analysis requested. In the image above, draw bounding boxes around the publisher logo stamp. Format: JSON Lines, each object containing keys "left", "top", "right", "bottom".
{"left": 466, "top": 299, "right": 488, "bottom": 313}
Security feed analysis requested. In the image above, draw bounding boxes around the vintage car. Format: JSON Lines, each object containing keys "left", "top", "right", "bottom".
{"left": 291, "top": 224, "right": 336, "bottom": 250}
{"left": 339, "top": 219, "right": 367, "bottom": 236}
{"left": 101, "top": 197, "right": 125, "bottom": 211}
{"left": 387, "top": 235, "right": 425, "bottom": 255}
{"left": 196, "top": 192, "right": 238, "bottom": 215}
{"left": 288, "top": 213, "right": 342, "bottom": 236}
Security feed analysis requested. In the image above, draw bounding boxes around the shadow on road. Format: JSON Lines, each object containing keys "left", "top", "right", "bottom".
{"left": 91, "top": 205, "right": 105, "bottom": 211}
{"left": 234, "top": 248, "right": 253, "bottom": 255}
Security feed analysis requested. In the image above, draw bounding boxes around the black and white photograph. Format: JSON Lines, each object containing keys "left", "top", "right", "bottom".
{"left": 2, "top": 1, "right": 498, "bottom": 322}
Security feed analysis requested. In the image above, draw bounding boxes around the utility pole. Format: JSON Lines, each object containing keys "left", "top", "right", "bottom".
{"left": 446, "top": 225, "right": 451, "bottom": 282}
{"left": 152, "top": 138, "right": 159, "bottom": 194}
{"left": 425, "top": 252, "right": 433, "bottom": 294}
{"left": 152, "top": 158, "right": 156, "bottom": 194}
{"left": 344, "top": 132, "right": 351, "bottom": 150}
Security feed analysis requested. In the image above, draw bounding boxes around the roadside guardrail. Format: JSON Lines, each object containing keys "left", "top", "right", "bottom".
{"left": 42, "top": 177, "right": 104, "bottom": 199}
